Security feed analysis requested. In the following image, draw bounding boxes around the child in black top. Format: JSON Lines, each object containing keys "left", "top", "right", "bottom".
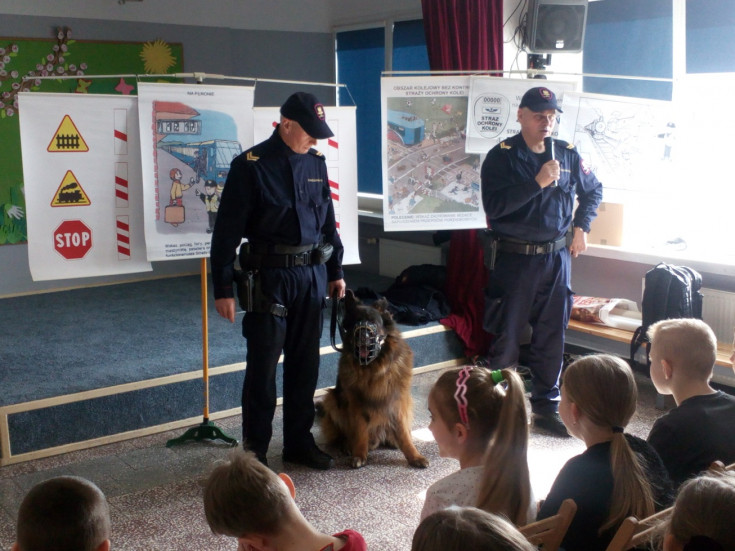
{"left": 537, "top": 354, "right": 673, "bottom": 551}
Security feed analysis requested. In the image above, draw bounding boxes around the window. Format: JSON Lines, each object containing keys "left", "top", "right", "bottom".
{"left": 581, "top": 0, "right": 735, "bottom": 268}
{"left": 336, "top": 20, "right": 429, "bottom": 195}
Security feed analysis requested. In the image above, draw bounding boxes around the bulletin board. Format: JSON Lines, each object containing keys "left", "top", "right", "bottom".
{"left": 0, "top": 28, "right": 184, "bottom": 245}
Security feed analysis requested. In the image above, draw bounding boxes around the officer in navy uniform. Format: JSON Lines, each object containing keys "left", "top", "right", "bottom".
{"left": 210, "top": 92, "right": 346, "bottom": 469}
{"left": 480, "top": 86, "right": 602, "bottom": 436}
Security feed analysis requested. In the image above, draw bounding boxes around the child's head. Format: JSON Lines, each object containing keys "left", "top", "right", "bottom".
{"left": 428, "top": 366, "right": 524, "bottom": 454}
{"left": 428, "top": 366, "right": 530, "bottom": 524}
{"left": 203, "top": 450, "right": 295, "bottom": 539}
{"left": 560, "top": 354, "right": 654, "bottom": 532}
{"left": 647, "top": 319, "right": 718, "bottom": 391}
{"left": 664, "top": 471, "right": 735, "bottom": 551}
{"left": 14, "top": 476, "right": 110, "bottom": 551}
{"left": 411, "top": 506, "right": 536, "bottom": 551}
{"left": 560, "top": 354, "right": 637, "bottom": 435}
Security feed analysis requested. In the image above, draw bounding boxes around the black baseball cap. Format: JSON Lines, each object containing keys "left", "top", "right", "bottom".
{"left": 519, "top": 86, "right": 563, "bottom": 113}
{"left": 280, "top": 92, "right": 334, "bottom": 139}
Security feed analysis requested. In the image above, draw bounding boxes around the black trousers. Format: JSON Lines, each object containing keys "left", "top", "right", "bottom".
{"left": 483, "top": 248, "right": 573, "bottom": 415}
{"left": 240, "top": 264, "right": 326, "bottom": 454}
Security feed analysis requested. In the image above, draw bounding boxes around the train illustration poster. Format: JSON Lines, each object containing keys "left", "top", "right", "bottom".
{"left": 137, "top": 82, "right": 254, "bottom": 261}
{"left": 381, "top": 76, "right": 486, "bottom": 231}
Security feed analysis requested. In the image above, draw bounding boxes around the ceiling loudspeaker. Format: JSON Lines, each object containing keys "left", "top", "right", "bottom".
{"left": 526, "top": 0, "right": 589, "bottom": 54}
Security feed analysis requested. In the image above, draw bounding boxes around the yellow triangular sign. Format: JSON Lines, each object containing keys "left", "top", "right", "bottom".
{"left": 47, "top": 115, "right": 89, "bottom": 152}
{"left": 51, "top": 170, "right": 92, "bottom": 207}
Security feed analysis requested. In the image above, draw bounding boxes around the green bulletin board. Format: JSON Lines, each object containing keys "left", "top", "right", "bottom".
{"left": 0, "top": 27, "right": 184, "bottom": 244}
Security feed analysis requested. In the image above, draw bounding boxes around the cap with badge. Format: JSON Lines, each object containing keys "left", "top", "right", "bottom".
{"left": 519, "top": 86, "right": 563, "bottom": 113}
{"left": 280, "top": 92, "right": 334, "bottom": 139}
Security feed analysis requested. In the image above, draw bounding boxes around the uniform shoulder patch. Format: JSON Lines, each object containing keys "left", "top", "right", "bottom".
{"left": 246, "top": 151, "right": 260, "bottom": 162}
{"left": 308, "top": 148, "right": 325, "bottom": 158}
{"left": 566, "top": 143, "right": 576, "bottom": 150}
{"left": 500, "top": 141, "right": 512, "bottom": 150}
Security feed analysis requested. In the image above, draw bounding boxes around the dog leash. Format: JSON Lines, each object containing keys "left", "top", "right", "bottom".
{"left": 329, "top": 288, "right": 346, "bottom": 353}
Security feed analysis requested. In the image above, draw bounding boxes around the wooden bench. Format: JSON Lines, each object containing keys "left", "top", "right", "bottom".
{"left": 567, "top": 319, "right": 733, "bottom": 368}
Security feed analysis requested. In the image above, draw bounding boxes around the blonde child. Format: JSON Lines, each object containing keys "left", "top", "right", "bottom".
{"left": 13, "top": 476, "right": 110, "bottom": 551}
{"left": 646, "top": 319, "right": 735, "bottom": 488}
{"left": 412, "top": 506, "right": 537, "bottom": 551}
{"left": 203, "top": 450, "right": 366, "bottom": 551}
{"left": 537, "top": 354, "right": 673, "bottom": 551}
{"left": 421, "top": 366, "right": 534, "bottom": 525}
{"left": 662, "top": 471, "right": 735, "bottom": 551}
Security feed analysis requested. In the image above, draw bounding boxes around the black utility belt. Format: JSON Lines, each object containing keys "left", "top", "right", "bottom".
{"left": 240, "top": 242, "right": 333, "bottom": 269}
{"left": 495, "top": 234, "right": 569, "bottom": 255}
{"left": 243, "top": 251, "right": 316, "bottom": 268}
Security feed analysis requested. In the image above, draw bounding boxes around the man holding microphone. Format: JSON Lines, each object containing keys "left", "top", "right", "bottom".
{"left": 479, "top": 86, "right": 602, "bottom": 436}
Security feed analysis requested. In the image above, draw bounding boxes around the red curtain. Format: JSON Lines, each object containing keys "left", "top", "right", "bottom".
{"left": 422, "top": 0, "right": 503, "bottom": 358}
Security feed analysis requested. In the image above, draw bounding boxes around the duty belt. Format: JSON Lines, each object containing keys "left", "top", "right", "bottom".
{"left": 240, "top": 242, "right": 318, "bottom": 268}
{"left": 495, "top": 234, "right": 568, "bottom": 255}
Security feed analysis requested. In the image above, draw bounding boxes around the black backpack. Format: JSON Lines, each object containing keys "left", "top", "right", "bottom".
{"left": 630, "top": 263, "right": 703, "bottom": 365}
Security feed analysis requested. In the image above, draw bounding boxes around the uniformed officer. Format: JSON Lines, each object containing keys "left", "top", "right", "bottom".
{"left": 480, "top": 86, "right": 602, "bottom": 436}
{"left": 210, "top": 91, "right": 346, "bottom": 469}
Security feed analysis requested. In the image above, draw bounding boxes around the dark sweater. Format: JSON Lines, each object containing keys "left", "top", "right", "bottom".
{"left": 648, "top": 391, "right": 735, "bottom": 488}
{"left": 538, "top": 434, "right": 674, "bottom": 551}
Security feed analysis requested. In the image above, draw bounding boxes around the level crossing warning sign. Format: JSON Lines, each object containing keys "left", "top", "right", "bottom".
{"left": 47, "top": 114, "right": 89, "bottom": 152}
{"left": 51, "top": 170, "right": 91, "bottom": 206}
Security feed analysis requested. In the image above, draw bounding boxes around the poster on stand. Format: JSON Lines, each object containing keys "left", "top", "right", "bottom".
{"left": 381, "top": 75, "right": 486, "bottom": 232}
{"left": 253, "top": 106, "right": 360, "bottom": 265}
{"left": 556, "top": 91, "right": 675, "bottom": 248}
{"left": 18, "top": 92, "right": 152, "bottom": 281}
{"left": 465, "top": 76, "right": 577, "bottom": 154}
{"left": 137, "top": 82, "right": 254, "bottom": 261}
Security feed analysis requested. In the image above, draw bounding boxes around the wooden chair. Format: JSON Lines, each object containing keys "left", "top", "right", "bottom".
{"left": 605, "top": 507, "right": 673, "bottom": 551}
{"left": 520, "top": 499, "right": 577, "bottom": 551}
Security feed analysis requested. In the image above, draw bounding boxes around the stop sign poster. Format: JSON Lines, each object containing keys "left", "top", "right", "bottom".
{"left": 18, "top": 92, "right": 151, "bottom": 281}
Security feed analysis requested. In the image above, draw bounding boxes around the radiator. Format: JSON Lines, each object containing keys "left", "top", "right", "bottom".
{"left": 702, "top": 288, "right": 735, "bottom": 343}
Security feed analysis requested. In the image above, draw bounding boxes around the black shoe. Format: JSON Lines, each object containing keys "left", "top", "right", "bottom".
{"left": 283, "top": 444, "right": 334, "bottom": 470}
{"left": 533, "top": 412, "right": 570, "bottom": 437}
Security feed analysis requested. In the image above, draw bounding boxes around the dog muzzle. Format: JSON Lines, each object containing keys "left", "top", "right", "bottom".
{"left": 352, "top": 320, "right": 386, "bottom": 365}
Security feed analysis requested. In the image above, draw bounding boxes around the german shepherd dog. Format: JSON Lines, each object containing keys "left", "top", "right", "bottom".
{"left": 318, "top": 290, "right": 429, "bottom": 469}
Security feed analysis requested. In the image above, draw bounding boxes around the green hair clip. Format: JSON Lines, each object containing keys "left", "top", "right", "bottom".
{"left": 491, "top": 370, "right": 504, "bottom": 385}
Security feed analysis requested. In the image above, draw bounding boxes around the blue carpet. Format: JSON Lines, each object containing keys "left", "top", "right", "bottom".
{"left": 1, "top": 268, "right": 448, "bottom": 406}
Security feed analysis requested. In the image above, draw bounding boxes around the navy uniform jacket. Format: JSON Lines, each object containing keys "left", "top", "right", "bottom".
{"left": 210, "top": 128, "right": 344, "bottom": 300}
{"left": 481, "top": 132, "right": 602, "bottom": 242}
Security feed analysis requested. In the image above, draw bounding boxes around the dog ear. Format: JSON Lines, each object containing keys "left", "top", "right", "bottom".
{"left": 345, "top": 289, "right": 358, "bottom": 310}
{"left": 373, "top": 297, "right": 390, "bottom": 313}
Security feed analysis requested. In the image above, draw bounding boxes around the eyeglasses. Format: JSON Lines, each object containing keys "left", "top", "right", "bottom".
{"left": 532, "top": 113, "right": 560, "bottom": 124}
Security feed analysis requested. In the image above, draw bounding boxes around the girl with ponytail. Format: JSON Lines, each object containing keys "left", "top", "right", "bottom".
{"left": 421, "top": 366, "right": 534, "bottom": 525}
{"left": 538, "top": 354, "right": 674, "bottom": 551}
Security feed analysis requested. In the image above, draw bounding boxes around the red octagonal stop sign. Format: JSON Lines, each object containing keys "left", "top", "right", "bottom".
{"left": 54, "top": 219, "right": 92, "bottom": 259}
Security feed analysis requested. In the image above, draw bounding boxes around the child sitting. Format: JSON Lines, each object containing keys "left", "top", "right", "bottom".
{"left": 203, "top": 450, "right": 367, "bottom": 551}
{"left": 662, "top": 470, "right": 735, "bottom": 551}
{"left": 13, "top": 475, "right": 110, "bottom": 551}
{"left": 537, "top": 354, "right": 673, "bottom": 551}
{"left": 421, "top": 366, "right": 534, "bottom": 525}
{"left": 412, "top": 506, "right": 537, "bottom": 551}
{"left": 646, "top": 319, "right": 735, "bottom": 488}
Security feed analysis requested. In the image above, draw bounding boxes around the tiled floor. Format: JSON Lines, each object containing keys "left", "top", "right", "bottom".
{"left": 0, "top": 366, "right": 666, "bottom": 550}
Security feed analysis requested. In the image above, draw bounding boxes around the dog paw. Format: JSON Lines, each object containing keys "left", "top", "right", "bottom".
{"left": 350, "top": 456, "right": 368, "bottom": 468}
{"left": 409, "top": 455, "right": 430, "bottom": 469}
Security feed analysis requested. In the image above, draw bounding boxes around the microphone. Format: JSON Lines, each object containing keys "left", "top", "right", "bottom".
{"left": 544, "top": 136, "right": 557, "bottom": 187}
